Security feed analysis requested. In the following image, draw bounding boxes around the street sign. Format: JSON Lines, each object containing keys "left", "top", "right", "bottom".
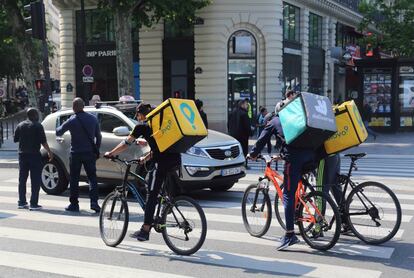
{"left": 83, "top": 76, "right": 94, "bottom": 83}
{"left": 66, "top": 83, "right": 73, "bottom": 92}
{"left": 82, "top": 65, "right": 93, "bottom": 77}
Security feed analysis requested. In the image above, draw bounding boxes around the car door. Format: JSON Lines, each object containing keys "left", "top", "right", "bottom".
{"left": 55, "top": 113, "right": 74, "bottom": 174}
{"left": 96, "top": 112, "right": 147, "bottom": 180}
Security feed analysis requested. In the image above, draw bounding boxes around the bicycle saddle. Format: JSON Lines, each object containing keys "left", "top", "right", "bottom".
{"left": 344, "top": 153, "right": 367, "bottom": 160}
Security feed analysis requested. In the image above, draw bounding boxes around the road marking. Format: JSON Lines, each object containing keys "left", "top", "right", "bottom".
{"left": 223, "top": 187, "right": 414, "bottom": 201}
{"left": 198, "top": 199, "right": 414, "bottom": 211}
{"left": 0, "top": 227, "right": 382, "bottom": 277}
{"left": 0, "top": 250, "right": 190, "bottom": 278}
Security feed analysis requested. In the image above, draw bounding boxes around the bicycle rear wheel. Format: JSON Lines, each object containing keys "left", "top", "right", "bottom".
{"left": 274, "top": 183, "right": 316, "bottom": 231}
{"left": 298, "top": 191, "right": 341, "bottom": 251}
{"left": 346, "top": 181, "right": 402, "bottom": 244}
{"left": 242, "top": 184, "right": 272, "bottom": 237}
{"left": 99, "top": 191, "right": 129, "bottom": 247}
{"left": 161, "top": 196, "right": 207, "bottom": 255}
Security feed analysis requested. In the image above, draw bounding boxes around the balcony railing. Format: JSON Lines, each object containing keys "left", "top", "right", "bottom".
{"left": 332, "top": 0, "right": 361, "bottom": 13}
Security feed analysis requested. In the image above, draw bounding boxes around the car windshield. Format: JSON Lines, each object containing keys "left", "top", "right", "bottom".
{"left": 114, "top": 105, "right": 138, "bottom": 124}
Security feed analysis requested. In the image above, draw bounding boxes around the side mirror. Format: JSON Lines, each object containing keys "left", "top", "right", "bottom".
{"left": 112, "top": 126, "right": 130, "bottom": 136}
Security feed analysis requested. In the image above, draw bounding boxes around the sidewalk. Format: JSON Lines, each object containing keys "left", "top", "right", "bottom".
{"left": 1, "top": 132, "right": 413, "bottom": 169}
{"left": 0, "top": 138, "right": 18, "bottom": 168}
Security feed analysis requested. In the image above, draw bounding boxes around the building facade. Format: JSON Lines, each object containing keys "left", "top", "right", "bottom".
{"left": 51, "top": 0, "right": 364, "bottom": 131}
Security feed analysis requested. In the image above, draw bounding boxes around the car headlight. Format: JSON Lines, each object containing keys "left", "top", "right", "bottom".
{"left": 186, "top": 147, "right": 209, "bottom": 158}
{"left": 185, "top": 166, "right": 210, "bottom": 176}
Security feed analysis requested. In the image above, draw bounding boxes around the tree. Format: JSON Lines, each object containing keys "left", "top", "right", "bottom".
{"left": 98, "top": 0, "right": 210, "bottom": 97}
{"left": 0, "top": 0, "right": 44, "bottom": 106}
{"left": 359, "top": 0, "right": 414, "bottom": 57}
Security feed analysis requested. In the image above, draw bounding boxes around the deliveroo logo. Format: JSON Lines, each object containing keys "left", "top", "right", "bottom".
{"left": 180, "top": 103, "right": 196, "bottom": 130}
{"left": 315, "top": 100, "right": 328, "bottom": 115}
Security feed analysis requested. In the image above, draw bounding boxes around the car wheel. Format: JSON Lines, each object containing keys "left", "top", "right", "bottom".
{"left": 210, "top": 183, "right": 235, "bottom": 192}
{"left": 41, "top": 159, "right": 68, "bottom": 195}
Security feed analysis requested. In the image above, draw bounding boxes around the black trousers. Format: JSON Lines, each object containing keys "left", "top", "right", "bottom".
{"left": 144, "top": 154, "right": 181, "bottom": 225}
{"left": 18, "top": 153, "right": 42, "bottom": 206}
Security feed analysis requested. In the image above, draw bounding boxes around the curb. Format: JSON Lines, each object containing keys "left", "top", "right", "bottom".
{"left": 0, "top": 162, "right": 19, "bottom": 169}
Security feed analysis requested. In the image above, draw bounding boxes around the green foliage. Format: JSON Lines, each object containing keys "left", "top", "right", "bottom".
{"left": 0, "top": 7, "right": 21, "bottom": 79}
{"left": 358, "top": 0, "right": 414, "bottom": 57}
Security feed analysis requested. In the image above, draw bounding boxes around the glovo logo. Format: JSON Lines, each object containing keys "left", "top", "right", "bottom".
{"left": 161, "top": 120, "right": 173, "bottom": 135}
{"left": 352, "top": 105, "right": 367, "bottom": 136}
{"left": 179, "top": 103, "right": 196, "bottom": 130}
{"left": 327, "top": 126, "right": 349, "bottom": 141}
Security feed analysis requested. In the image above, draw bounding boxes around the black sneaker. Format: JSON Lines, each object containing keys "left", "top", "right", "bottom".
{"left": 18, "top": 203, "right": 29, "bottom": 209}
{"left": 65, "top": 204, "right": 80, "bottom": 212}
{"left": 90, "top": 203, "right": 101, "bottom": 213}
{"left": 136, "top": 228, "right": 150, "bottom": 242}
{"left": 29, "top": 204, "right": 43, "bottom": 211}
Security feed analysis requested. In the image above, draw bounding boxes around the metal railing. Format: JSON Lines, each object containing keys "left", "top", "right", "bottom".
{"left": 0, "top": 111, "right": 26, "bottom": 148}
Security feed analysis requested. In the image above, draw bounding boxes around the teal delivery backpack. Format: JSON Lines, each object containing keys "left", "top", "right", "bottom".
{"left": 279, "top": 92, "right": 337, "bottom": 149}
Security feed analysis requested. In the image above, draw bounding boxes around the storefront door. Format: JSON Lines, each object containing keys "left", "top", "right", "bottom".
{"left": 227, "top": 74, "right": 256, "bottom": 120}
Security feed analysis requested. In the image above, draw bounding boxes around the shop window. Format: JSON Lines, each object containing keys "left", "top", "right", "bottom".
{"left": 283, "top": 3, "right": 300, "bottom": 43}
{"left": 309, "top": 13, "right": 322, "bottom": 48}
{"left": 76, "top": 9, "right": 139, "bottom": 44}
{"left": 399, "top": 66, "right": 414, "bottom": 117}
{"left": 76, "top": 9, "right": 114, "bottom": 44}
{"left": 336, "top": 22, "right": 360, "bottom": 48}
{"left": 164, "top": 19, "right": 194, "bottom": 38}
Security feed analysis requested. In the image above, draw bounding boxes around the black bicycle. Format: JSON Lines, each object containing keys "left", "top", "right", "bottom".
{"left": 334, "top": 153, "right": 402, "bottom": 244}
{"left": 99, "top": 156, "right": 207, "bottom": 255}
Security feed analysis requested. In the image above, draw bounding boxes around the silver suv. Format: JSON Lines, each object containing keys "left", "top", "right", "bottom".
{"left": 40, "top": 104, "right": 246, "bottom": 195}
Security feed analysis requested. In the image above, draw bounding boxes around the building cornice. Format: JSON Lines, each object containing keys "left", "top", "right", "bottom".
{"left": 52, "top": 0, "right": 98, "bottom": 10}
{"left": 295, "top": 0, "right": 363, "bottom": 27}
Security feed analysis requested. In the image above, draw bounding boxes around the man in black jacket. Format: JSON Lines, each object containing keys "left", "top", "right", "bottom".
{"left": 228, "top": 99, "right": 251, "bottom": 157}
{"left": 14, "top": 108, "right": 53, "bottom": 210}
{"left": 56, "top": 98, "right": 102, "bottom": 213}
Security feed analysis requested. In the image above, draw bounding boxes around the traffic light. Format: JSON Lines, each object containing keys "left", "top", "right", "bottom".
{"left": 24, "top": 1, "right": 46, "bottom": 40}
{"left": 35, "top": 79, "right": 44, "bottom": 90}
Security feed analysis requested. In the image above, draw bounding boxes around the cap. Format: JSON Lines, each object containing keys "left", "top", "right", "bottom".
{"left": 136, "top": 103, "right": 152, "bottom": 116}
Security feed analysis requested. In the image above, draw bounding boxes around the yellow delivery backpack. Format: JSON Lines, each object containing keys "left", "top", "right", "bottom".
{"left": 324, "top": 100, "right": 368, "bottom": 155}
{"left": 146, "top": 98, "right": 208, "bottom": 153}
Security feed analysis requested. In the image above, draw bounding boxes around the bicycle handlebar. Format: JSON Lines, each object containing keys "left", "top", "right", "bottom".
{"left": 246, "top": 154, "right": 283, "bottom": 163}
{"left": 103, "top": 155, "right": 140, "bottom": 166}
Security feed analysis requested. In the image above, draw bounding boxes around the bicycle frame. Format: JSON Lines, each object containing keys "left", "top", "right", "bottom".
{"left": 338, "top": 157, "right": 377, "bottom": 215}
{"left": 263, "top": 160, "right": 321, "bottom": 224}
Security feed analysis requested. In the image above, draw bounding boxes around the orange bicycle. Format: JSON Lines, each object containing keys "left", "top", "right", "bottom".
{"left": 242, "top": 154, "right": 341, "bottom": 250}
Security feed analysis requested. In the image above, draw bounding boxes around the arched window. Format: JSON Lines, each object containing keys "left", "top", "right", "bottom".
{"left": 227, "top": 31, "right": 257, "bottom": 119}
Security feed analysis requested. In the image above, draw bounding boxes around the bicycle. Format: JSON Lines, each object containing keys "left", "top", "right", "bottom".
{"left": 333, "top": 153, "right": 402, "bottom": 244}
{"left": 99, "top": 156, "right": 207, "bottom": 255}
{"left": 242, "top": 154, "right": 341, "bottom": 251}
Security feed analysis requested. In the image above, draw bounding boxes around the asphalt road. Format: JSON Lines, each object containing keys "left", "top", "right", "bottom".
{"left": 0, "top": 154, "right": 413, "bottom": 278}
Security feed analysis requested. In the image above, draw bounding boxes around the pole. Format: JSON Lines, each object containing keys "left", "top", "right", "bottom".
{"left": 40, "top": 0, "right": 52, "bottom": 114}
{"left": 80, "top": 0, "right": 89, "bottom": 105}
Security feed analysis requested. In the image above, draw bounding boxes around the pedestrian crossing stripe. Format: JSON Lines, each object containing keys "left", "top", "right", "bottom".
{"left": 0, "top": 206, "right": 403, "bottom": 258}
{"left": 0, "top": 250, "right": 191, "bottom": 278}
{"left": 0, "top": 190, "right": 411, "bottom": 223}
{"left": 0, "top": 227, "right": 383, "bottom": 277}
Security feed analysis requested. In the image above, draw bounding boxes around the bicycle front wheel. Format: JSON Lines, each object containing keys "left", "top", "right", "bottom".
{"left": 298, "top": 191, "right": 341, "bottom": 251}
{"left": 346, "top": 181, "right": 402, "bottom": 244}
{"left": 242, "top": 184, "right": 272, "bottom": 237}
{"left": 99, "top": 191, "right": 129, "bottom": 247}
{"left": 161, "top": 196, "right": 207, "bottom": 256}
